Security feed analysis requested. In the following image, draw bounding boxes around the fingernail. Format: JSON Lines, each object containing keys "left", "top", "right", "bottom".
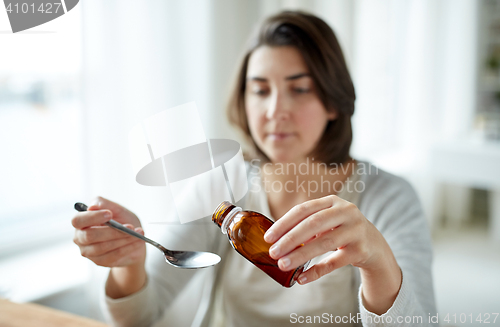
{"left": 264, "top": 231, "right": 274, "bottom": 242}
{"left": 269, "top": 243, "right": 280, "bottom": 257}
{"left": 104, "top": 212, "right": 111, "bottom": 219}
{"left": 280, "top": 257, "right": 290, "bottom": 269}
{"left": 298, "top": 276, "right": 307, "bottom": 284}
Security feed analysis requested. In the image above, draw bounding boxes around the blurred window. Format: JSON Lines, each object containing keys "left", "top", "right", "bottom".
{"left": 0, "top": 9, "right": 83, "bottom": 257}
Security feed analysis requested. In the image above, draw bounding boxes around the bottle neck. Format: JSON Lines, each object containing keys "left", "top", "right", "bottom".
{"left": 220, "top": 207, "right": 242, "bottom": 235}
{"left": 212, "top": 201, "right": 242, "bottom": 235}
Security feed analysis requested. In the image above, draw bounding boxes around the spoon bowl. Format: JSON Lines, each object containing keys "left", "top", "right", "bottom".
{"left": 74, "top": 202, "right": 221, "bottom": 269}
{"left": 164, "top": 250, "right": 221, "bottom": 268}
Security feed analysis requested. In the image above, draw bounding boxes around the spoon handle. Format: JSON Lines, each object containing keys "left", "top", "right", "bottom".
{"left": 74, "top": 202, "right": 169, "bottom": 253}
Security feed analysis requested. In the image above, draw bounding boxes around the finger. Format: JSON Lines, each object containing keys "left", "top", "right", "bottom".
{"left": 90, "top": 239, "right": 145, "bottom": 267}
{"left": 80, "top": 237, "right": 140, "bottom": 257}
{"left": 297, "top": 250, "right": 351, "bottom": 285}
{"left": 264, "top": 195, "right": 336, "bottom": 243}
{"left": 269, "top": 206, "right": 344, "bottom": 260}
{"left": 74, "top": 226, "right": 131, "bottom": 245}
{"left": 122, "top": 224, "right": 144, "bottom": 237}
{"left": 72, "top": 210, "right": 112, "bottom": 229}
{"left": 276, "top": 226, "right": 351, "bottom": 271}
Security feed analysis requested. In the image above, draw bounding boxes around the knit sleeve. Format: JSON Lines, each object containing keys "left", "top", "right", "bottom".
{"left": 100, "top": 217, "right": 221, "bottom": 327}
{"left": 357, "top": 172, "right": 438, "bottom": 327}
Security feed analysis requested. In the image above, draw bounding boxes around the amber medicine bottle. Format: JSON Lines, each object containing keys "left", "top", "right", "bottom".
{"left": 212, "top": 201, "right": 309, "bottom": 287}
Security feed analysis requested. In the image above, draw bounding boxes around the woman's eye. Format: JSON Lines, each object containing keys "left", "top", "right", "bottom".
{"left": 253, "top": 89, "right": 269, "bottom": 95}
{"left": 293, "top": 88, "right": 310, "bottom": 94}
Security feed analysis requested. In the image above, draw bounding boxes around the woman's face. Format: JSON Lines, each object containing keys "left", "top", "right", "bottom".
{"left": 245, "top": 45, "right": 337, "bottom": 164}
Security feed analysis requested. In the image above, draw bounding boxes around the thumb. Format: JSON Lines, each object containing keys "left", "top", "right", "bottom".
{"left": 88, "top": 196, "right": 125, "bottom": 215}
{"left": 134, "top": 227, "right": 145, "bottom": 236}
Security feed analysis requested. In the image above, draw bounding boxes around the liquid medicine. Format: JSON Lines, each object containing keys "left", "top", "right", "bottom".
{"left": 212, "top": 201, "right": 309, "bottom": 287}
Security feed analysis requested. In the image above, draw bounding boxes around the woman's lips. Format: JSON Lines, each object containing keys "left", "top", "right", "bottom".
{"left": 266, "top": 133, "right": 295, "bottom": 141}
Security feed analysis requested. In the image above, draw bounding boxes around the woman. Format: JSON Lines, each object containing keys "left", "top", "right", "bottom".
{"left": 72, "top": 11, "right": 437, "bottom": 327}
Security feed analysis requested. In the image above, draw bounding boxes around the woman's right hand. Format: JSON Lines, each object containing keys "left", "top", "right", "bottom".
{"left": 72, "top": 196, "right": 146, "bottom": 268}
{"left": 72, "top": 196, "right": 147, "bottom": 299}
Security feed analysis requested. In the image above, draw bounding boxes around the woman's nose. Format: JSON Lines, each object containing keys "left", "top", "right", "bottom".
{"left": 265, "top": 93, "right": 290, "bottom": 121}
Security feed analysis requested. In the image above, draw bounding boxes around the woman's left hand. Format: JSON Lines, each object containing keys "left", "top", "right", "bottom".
{"left": 264, "top": 194, "right": 394, "bottom": 285}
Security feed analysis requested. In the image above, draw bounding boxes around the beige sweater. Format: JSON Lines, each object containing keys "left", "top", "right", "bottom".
{"left": 102, "top": 160, "right": 437, "bottom": 327}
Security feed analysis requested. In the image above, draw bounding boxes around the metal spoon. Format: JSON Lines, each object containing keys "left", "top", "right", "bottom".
{"left": 74, "top": 202, "right": 221, "bottom": 269}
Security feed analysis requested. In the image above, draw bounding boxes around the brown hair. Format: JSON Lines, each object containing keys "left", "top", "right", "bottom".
{"left": 227, "top": 10, "right": 356, "bottom": 165}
